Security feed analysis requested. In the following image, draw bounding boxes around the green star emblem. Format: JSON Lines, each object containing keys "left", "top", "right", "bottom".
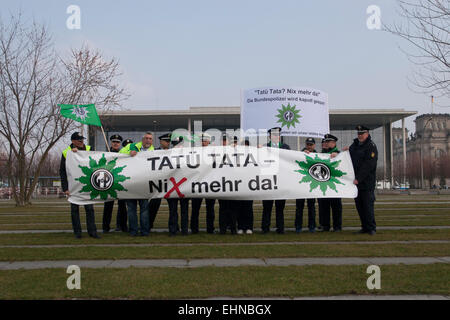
{"left": 294, "top": 154, "right": 346, "bottom": 195}
{"left": 276, "top": 103, "right": 301, "bottom": 129}
{"left": 76, "top": 154, "right": 130, "bottom": 200}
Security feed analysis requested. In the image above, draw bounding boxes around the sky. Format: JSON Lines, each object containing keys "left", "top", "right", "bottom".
{"left": 1, "top": 0, "right": 449, "bottom": 132}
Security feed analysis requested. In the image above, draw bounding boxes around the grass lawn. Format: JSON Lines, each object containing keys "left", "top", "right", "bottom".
{"left": 0, "top": 264, "right": 448, "bottom": 299}
{"left": 0, "top": 195, "right": 448, "bottom": 299}
{"left": 0, "top": 229, "right": 449, "bottom": 245}
{"left": 0, "top": 243, "right": 449, "bottom": 261}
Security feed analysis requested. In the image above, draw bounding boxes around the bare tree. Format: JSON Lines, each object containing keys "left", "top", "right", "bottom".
{"left": 386, "top": 0, "right": 449, "bottom": 98}
{"left": 0, "top": 14, "right": 129, "bottom": 206}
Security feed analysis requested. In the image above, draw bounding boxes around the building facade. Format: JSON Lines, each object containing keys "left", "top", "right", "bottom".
{"left": 393, "top": 113, "right": 450, "bottom": 188}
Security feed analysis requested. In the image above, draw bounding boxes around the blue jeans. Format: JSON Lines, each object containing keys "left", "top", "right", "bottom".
{"left": 127, "top": 199, "right": 149, "bottom": 236}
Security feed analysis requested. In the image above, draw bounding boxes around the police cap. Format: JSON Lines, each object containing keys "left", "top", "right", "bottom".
{"left": 110, "top": 134, "right": 123, "bottom": 142}
{"left": 323, "top": 134, "right": 338, "bottom": 142}
{"left": 356, "top": 125, "right": 370, "bottom": 133}
{"left": 158, "top": 133, "right": 171, "bottom": 141}
{"left": 71, "top": 132, "right": 85, "bottom": 140}
{"left": 122, "top": 139, "right": 133, "bottom": 147}
{"left": 305, "top": 137, "right": 316, "bottom": 144}
{"left": 268, "top": 127, "right": 282, "bottom": 135}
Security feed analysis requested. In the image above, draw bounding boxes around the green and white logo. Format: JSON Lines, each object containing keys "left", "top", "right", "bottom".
{"left": 72, "top": 106, "right": 89, "bottom": 121}
{"left": 76, "top": 154, "right": 130, "bottom": 200}
{"left": 276, "top": 103, "right": 301, "bottom": 129}
{"left": 295, "top": 154, "right": 346, "bottom": 195}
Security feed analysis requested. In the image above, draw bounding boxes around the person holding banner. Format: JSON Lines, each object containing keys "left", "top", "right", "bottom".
{"left": 147, "top": 134, "right": 173, "bottom": 234}
{"left": 191, "top": 133, "right": 216, "bottom": 234}
{"left": 218, "top": 134, "right": 238, "bottom": 235}
{"left": 172, "top": 136, "right": 190, "bottom": 235}
{"left": 119, "top": 132, "right": 154, "bottom": 236}
{"left": 261, "top": 127, "right": 290, "bottom": 234}
{"left": 102, "top": 134, "right": 128, "bottom": 233}
{"left": 237, "top": 139, "right": 254, "bottom": 234}
{"left": 316, "top": 138, "right": 328, "bottom": 232}
{"left": 320, "top": 134, "right": 343, "bottom": 232}
{"left": 295, "top": 138, "right": 317, "bottom": 233}
{"left": 60, "top": 132, "right": 100, "bottom": 239}
{"left": 156, "top": 133, "right": 179, "bottom": 236}
{"left": 348, "top": 125, "right": 378, "bottom": 235}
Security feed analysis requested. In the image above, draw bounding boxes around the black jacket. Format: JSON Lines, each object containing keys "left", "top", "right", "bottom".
{"left": 60, "top": 144, "right": 92, "bottom": 192}
{"left": 349, "top": 135, "right": 378, "bottom": 191}
{"left": 266, "top": 142, "right": 290, "bottom": 150}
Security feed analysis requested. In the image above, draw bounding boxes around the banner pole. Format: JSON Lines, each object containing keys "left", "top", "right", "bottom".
{"left": 100, "top": 126, "right": 110, "bottom": 151}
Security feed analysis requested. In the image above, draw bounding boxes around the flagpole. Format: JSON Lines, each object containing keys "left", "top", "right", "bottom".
{"left": 100, "top": 126, "right": 110, "bottom": 151}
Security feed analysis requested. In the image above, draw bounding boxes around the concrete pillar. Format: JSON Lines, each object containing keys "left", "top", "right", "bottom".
{"left": 402, "top": 118, "right": 407, "bottom": 185}
{"left": 383, "top": 123, "right": 393, "bottom": 189}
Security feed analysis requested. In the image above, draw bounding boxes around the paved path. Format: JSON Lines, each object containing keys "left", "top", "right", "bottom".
{"left": 1, "top": 225, "right": 449, "bottom": 234}
{"left": 1, "top": 240, "right": 449, "bottom": 248}
{"left": 1, "top": 256, "right": 448, "bottom": 270}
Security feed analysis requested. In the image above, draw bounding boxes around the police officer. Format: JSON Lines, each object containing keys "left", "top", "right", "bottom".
{"left": 172, "top": 136, "right": 189, "bottom": 235}
{"left": 154, "top": 133, "right": 180, "bottom": 236}
{"left": 119, "top": 132, "right": 154, "bottom": 236}
{"left": 320, "top": 134, "right": 343, "bottom": 232}
{"left": 102, "top": 134, "right": 128, "bottom": 233}
{"left": 261, "top": 127, "right": 290, "bottom": 234}
{"left": 191, "top": 133, "right": 216, "bottom": 234}
{"left": 146, "top": 133, "right": 173, "bottom": 234}
{"left": 316, "top": 138, "right": 328, "bottom": 232}
{"left": 348, "top": 125, "right": 378, "bottom": 235}
{"left": 296, "top": 138, "right": 317, "bottom": 233}
{"left": 218, "top": 134, "right": 237, "bottom": 234}
{"left": 237, "top": 139, "right": 254, "bottom": 234}
{"left": 60, "top": 132, "right": 99, "bottom": 239}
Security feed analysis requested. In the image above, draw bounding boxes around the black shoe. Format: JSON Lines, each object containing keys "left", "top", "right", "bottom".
{"left": 114, "top": 228, "right": 121, "bottom": 232}
{"left": 75, "top": 234, "right": 82, "bottom": 239}
{"left": 332, "top": 228, "right": 342, "bottom": 232}
{"left": 89, "top": 233, "right": 101, "bottom": 239}
{"left": 261, "top": 229, "right": 269, "bottom": 234}
{"left": 368, "top": 230, "right": 376, "bottom": 235}
{"left": 354, "top": 229, "right": 367, "bottom": 234}
{"left": 276, "top": 230, "right": 285, "bottom": 234}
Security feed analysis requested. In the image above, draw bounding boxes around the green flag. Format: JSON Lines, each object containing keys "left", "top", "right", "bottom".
{"left": 59, "top": 104, "right": 102, "bottom": 127}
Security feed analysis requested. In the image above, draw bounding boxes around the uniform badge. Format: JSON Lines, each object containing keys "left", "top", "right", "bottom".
{"left": 371, "top": 152, "right": 375, "bottom": 158}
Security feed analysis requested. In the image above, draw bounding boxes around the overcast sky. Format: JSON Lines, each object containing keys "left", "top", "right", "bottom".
{"left": 2, "top": 0, "right": 449, "bottom": 132}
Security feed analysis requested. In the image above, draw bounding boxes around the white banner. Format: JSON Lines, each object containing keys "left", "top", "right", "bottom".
{"left": 66, "top": 146, "right": 357, "bottom": 205}
{"left": 241, "top": 86, "right": 329, "bottom": 138}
